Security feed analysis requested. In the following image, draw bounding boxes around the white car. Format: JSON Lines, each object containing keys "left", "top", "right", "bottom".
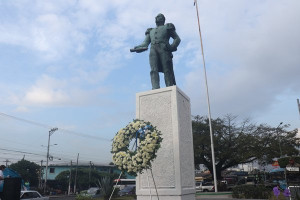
{"left": 20, "top": 190, "right": 49, "bottom": 200}
{"left": 195, "top": 181, "right": 215, "bottom": 192}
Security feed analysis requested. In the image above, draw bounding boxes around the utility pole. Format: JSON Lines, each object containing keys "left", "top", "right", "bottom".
{"left": 4, "top": 159, "right": 10, "bottom": 167}
{"left": 74, "top": 153, "right": 79, "bottom": 194}
{"left": 39, "top": 160, "right": 43, "bottom": 189}
{"left": 89, "top": 161, "right": 92, "bottom": 188}
{"left": 44, "top": 127, "right": 58, "bottom": 193}
{"left": 68, "top": 160, "right": 73, "bottom": 195}
{"left": 277, "top": 122, "right": 283, "bottom": 158}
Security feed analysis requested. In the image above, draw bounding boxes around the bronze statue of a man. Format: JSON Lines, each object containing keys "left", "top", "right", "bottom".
{"left": 131, "top": 13, "right": 181, "bottom": 89}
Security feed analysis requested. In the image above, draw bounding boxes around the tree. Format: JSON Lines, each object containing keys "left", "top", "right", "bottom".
{"left": 9, "top": 159, "right": 40, "bottom": 187}
{"left": 278, "top": 156, "right": 300, "bottom": 168}
{"left": 193, "top": 115, "right": 300, "bottom": 180}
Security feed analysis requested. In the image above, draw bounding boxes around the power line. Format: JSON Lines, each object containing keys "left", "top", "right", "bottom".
{"left": 0, "top": 144, "right": 110, "bottom": 163}
{"left": 2, "top": 138, "right": 109, "bottom": 162}
{"left": 0, "top": 111, "right": 111, "bottom": 141}
{"left": 0, "top": 147, "right": 45, "bottom": 157}
{"left": 0, "top": 147, "right": 109, "bottom": 166}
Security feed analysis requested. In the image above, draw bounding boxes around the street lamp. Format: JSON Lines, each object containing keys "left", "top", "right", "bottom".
{"left": 44, "top": 127, "right": 58, "bottom": 193}
{"left": 276, "top": 122, "right": 283, "bottom": 158}
{"left": 41, "top": 144, "right": 58, "bottom": 147}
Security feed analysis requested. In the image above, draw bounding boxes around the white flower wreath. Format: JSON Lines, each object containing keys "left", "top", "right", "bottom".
{"left": 111, "top": 119, "right": 163, "bottom": 176}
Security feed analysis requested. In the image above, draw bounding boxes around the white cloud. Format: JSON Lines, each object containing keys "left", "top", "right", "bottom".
{"left": 1, "top": 0, "right": 299, "bottom": 122}
{"left": 5, "top": 75, "right": 107, "bottom": 108}
{"left": 14, "top": 106, "right": 29, "bottom": 113}
{"left": 23, "top": 75, "right": 69, "bottom": 105}
{"left": 182, "top": 0, "right": 300, "bottom": 120}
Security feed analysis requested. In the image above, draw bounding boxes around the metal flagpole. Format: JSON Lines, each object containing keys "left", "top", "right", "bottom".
{"left": 194, "top": 0, "right": 218, "bottom": 192}
{"left": 297, "top": 99, "right": 300, "bottom": 117}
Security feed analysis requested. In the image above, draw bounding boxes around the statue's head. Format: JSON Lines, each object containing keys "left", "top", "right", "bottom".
{"left": 155, "top": 13, "right": 165, "bottom": 26}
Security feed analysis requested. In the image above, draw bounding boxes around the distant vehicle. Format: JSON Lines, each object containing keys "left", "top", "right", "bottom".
{"left": 20, "top": 190, "right": 49, "bottom": 200}
{"left": 80, "top": 187, "right": 101, "bottom": 197}
{"left": 236, "top": 176, "right": 257, "bottom": 185}
{"left": 118, "top": 185, "right": 136, "bottom": 196}
{"left": 113, "top": 179, "right": 135, "bottom": 190}
{"left": 195, "top": 181, "right": 215, "bottom": 192}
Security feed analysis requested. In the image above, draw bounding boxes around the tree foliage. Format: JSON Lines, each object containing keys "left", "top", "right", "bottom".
{"left": 193, "top": 115, "right": 300, "bottom": 180}
{"left": 9, "top": 159, "right": 40, "bottom": 187}
{"left": 278, "top": 156, "right": 300, "bottom": 168}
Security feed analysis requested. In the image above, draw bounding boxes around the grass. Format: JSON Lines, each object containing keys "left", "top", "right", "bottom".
{"left": 93, "top": 195, "right": 136, "bottom": 200}
{"left": 196, "top": 191, "right": 233, "bottom": 196}
{"left": 269, "top": 193, "right": 289, "bottom": 200}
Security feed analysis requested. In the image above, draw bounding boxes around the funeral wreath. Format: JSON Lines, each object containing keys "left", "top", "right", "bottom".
{"left": 111, "top": 119, "right": 163, "bottom": 176}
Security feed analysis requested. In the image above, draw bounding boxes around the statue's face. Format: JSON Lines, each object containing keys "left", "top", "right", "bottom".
{"left": 155, "top": 14, "right": 165, "bottom": 25}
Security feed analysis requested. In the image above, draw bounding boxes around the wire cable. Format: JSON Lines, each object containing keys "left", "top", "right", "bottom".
{"left": 0, "top": 111, "right": 111, "bottom": 141}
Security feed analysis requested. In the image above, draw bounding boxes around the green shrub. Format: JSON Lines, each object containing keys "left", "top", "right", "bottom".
{"left": 75, "top": 194, "right": 93, "bottom": 200}
{"left": 232, "top": 184, "right": 271, "bottom": 199}
{"left": 97, "top": 176, "right": 120, "bottom": 199}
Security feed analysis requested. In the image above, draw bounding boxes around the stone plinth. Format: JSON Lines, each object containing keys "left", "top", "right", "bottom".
{"left": 136, "top": 86, "right": 195, "bottom": 200}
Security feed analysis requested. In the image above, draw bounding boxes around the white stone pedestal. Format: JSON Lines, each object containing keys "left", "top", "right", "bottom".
{"left": 136, "top": 86, "right": 195, "bottom": 200}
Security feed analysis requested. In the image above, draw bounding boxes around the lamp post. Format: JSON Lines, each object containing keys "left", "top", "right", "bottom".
{"left": 276, "top": 122, "right": 283, "bottom": 158}
{"left": 44, "top": 127, "right": 58, "bottom": 193}
{"left": 41, "top": 144, "right": 58, "bottom": 148}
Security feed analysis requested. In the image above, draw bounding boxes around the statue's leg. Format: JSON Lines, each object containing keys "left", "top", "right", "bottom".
{"left": 161, "top": 51, "right": 176, "bottom": 87}
{"left": 149, "top": 47, "right": 160, "bottom": 89}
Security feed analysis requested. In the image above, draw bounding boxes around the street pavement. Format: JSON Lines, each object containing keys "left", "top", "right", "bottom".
{"left": 196, "top": 192, "right": 233, "bottom": 200}
{"left": 49, "top": 196, "right": 76, "bottom": 200}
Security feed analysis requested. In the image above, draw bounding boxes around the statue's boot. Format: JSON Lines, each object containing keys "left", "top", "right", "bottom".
{"left": 164, "top": 69, "right": 176, "bottom": 87}
{"left": 150, "top": 71, "right": 160, "bottom": 89}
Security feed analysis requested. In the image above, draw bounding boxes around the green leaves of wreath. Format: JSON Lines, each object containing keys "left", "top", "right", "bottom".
{"left": 111, "top": 119, "right": 163, "bottom": 176}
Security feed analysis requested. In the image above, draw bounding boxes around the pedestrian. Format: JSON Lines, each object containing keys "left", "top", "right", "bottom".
{"left": 24, "top": 180, "right": 30, "bottom": 190}
{"left": 283, "top": 188, "right": 291, "bottom": 200}
{"left": 0, "top": 165, "right": 5, "bottom": 200}
{"left": 273, "top": 185, "right": 280, "bottom": 199}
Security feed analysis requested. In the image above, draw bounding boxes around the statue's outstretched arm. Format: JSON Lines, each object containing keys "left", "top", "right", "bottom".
{"left": 134, "top": 34, "right": 151, "bottom": 49}
{"left": 130, "top": 28, "right": 152, "bottom": 53}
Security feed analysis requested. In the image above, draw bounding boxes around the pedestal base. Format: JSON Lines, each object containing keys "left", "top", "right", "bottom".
{"left": 137, "top": 193, "right": 195, "bottom": 200}
{"left": 136, "top": 86, "right": 195, "bottom": 200}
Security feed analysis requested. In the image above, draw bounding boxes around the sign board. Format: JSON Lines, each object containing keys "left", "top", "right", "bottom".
{"left": 286, "top": 167, "right": 300, "bottom": 172}
{"left": 289, "top": 186, "right": 300, "bottom": 200}
{"left": 272, "top": 161, "right": 279, "bottom": 168}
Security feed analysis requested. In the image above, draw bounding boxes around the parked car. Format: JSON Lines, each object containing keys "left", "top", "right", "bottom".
{"left": 20, "top": 190, "right": 49, "bottom": 200}
{"left": 80, "top": 187, "right": 101, "bottom": 198}
{"left": 195, "top": 181, "right": 215, "bottom": 192}
{"left": 118, "top": 185, "right": 136, "bottom": 196}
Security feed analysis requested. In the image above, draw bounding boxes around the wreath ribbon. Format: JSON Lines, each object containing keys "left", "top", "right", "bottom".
{"left": 135, "top": 125, "right": 152, "bottom": 150}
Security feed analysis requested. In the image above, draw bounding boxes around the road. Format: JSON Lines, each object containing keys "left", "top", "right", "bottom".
{"left": 49, "top": 196, "right": 76, "bottom": 200}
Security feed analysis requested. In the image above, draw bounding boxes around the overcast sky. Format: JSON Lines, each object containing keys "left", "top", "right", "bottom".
{"left": 0, "top": 0, "right": 299, "bottom": 166}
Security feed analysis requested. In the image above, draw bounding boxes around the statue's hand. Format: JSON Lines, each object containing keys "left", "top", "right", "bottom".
{"left": 166, "top": 43, "right": 177, "bottom": 52}
{"left": 130, "top": 46, "right": 148, "bottom": 53}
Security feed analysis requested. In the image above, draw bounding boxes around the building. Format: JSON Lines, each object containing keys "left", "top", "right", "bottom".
{"left": 41, "top": 164, "right": 134, "bottom": 181}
